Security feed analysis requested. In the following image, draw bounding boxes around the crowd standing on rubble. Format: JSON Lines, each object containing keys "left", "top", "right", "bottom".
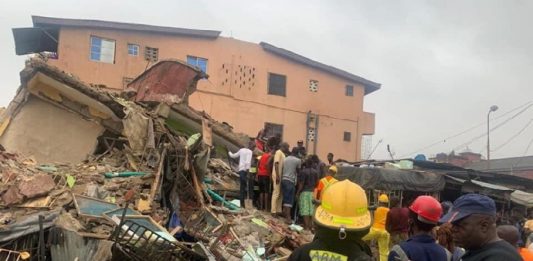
{"left": 228, "top": 134, "right": 533, "bottom": 261}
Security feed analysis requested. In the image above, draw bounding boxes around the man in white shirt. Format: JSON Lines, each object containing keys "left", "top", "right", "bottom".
{"left": 229, "top": 141, "right": 255, "bottom": 207}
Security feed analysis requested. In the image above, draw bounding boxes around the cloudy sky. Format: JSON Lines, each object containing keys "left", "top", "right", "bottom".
{"left": 1, "top": 0, "right": 532, "bottom": 160}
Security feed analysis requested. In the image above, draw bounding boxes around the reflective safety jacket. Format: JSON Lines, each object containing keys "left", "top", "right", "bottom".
{"left": 288, "top": 237, "right": 372, "bottom": 261}
{"left": 314, "top": 176, "right": 337, "bottom": 200}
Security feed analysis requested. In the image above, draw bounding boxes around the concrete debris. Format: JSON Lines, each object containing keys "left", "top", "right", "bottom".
{"left": 17, "top": 173, "right": 55, "bottom": 198}
{"left": 0, "top": 59, "right": 309, "bottom": 260}
{"left": 2, "top": 185, "right": 23, "bottom": 205}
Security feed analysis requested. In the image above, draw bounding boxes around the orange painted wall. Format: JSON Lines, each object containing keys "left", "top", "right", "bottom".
{"left": 48, "top": 27, "right": 377, "bottom": 161}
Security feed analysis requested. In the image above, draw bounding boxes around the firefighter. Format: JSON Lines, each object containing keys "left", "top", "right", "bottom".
{"left": 288, "top": 180, "right": 373, "bottom": 261}
{"left": 363, "top": 194, "right": 391, "bottom": 261}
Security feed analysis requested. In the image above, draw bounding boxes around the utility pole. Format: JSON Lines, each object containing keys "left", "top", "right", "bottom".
{"left": 487, "top": 105, "right": 499, "bottom": 170}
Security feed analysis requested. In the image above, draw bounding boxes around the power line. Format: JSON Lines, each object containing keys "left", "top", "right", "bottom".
{"left": 511, "top": 132, "right": 533, "bottom": 170}
{"left": 520, "top": 133, "right": 533, "bottom": 156}
{"left": 366, "top": 139, "right": 383, "bottom": 160}
{"left": 491, "top": 118, "right": 533, "bottom": 152}
{"left": 452, "top": 103, "right": 533, "bottom": 151}
{"left": 400, "top": 100, "right": 533, "bottom": 157}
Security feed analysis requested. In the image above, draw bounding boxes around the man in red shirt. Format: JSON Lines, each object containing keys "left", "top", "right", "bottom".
{"left": 386, "top": 196, "right": 409, "bottom": 246}
{"left": 257, "top": 150, "right": 272, "bottom": 211}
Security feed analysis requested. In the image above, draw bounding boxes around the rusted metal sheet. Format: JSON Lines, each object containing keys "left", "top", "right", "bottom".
{"left": 127, "top": 60, "right": 207, "bottom": 104}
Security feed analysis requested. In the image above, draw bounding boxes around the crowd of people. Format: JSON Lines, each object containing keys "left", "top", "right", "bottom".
{"left": 228, "top": 138, "right": 335, "bottom": 228}
{"left": 228, "top": 138, "right": 533, "bottom": 261}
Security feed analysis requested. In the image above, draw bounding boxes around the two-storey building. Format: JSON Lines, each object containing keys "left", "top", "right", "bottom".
{"left": 13, "top": 16, "right": 380, "bottom": 160}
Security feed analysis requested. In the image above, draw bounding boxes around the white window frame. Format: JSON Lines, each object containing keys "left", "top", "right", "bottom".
{"left": 90, "top": 36, "right": 115, "bottom": 64}
{"left": 127, "top": 44, "right": 139, "bottom": 56}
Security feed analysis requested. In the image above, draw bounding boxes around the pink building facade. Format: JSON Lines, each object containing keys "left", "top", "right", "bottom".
{"left": 13, "top": 16, "right": 380, "bottom": 161}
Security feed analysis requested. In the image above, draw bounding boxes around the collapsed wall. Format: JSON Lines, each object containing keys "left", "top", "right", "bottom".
{"left": 0, "top": 59, "right": 311, "bottom": 260}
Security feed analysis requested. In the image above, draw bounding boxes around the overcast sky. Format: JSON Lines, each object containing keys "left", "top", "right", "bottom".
{"left": 1, "top": 0, "right": 533, "bottom": 160}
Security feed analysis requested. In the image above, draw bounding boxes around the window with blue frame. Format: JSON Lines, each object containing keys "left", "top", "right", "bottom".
{"left": 186, "top": 55, "right": 208, "bottom": 73}
{"left": 128, "top": 44, "right": 139, "bottom": 56}
{"left": 90, "top": 36, "right": 115, "bottom": 63}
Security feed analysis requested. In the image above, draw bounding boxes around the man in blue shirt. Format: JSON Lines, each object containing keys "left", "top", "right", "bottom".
{"left": 388, "top": 195, "right": 448, "bottom": 261}
{"left": 439, "top": 194, "right": 522, "bottom": 261}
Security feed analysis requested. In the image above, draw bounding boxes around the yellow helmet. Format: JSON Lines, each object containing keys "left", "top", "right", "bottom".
{"left": 328, "top": 165, "right": 338, "bottom": 174}
{"left": 378, "top": 194, "right": 389, "bottom": 203}
{"left": 314, "top": 180, "right": 372, "bottom": 231}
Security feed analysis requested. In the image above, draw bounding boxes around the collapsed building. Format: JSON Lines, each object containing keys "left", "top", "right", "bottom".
{"left": 4, "top": 59, "right": 531, "bottom": 261}
{"left": 0, "top": 59, "right": 312, "bottom": 260}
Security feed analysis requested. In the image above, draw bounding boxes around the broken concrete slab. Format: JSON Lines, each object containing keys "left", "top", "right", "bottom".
{"left": 2, "top": 185, "right": 23, "bottom": 205}
{"left": 18, "top": 173, "right": 55, "bottom": 199}
{"left": 0, "top": 96, "right": 104, "bottom": 163}
{"left": 0, "top": 59, "right": 129, "bottom": 164}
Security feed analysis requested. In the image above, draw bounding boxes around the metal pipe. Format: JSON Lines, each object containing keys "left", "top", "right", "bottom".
{"left": 38, "top": 215, "right": 45, "bottom": 261}
{"left": 314, "top": 114, "right": 319, "bottom": 155}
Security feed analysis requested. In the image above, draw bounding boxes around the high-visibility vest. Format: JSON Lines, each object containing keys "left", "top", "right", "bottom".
{"left": 321, "top": 177, "right": 336, "bottom": 187}
{"left": 315, "top": 176, "right": 337, "bottom": 200}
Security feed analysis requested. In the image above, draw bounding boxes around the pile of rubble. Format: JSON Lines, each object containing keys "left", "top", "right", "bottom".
{"left": 0, "top": 59, "right": 311, "bottom": 260}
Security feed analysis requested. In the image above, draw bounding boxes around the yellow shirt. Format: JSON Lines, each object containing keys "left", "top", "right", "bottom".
{"left": 272, "top": 149, "right": 285, "bottom": 178}
{"left": 372, "top": 206, "right": 390, "bottom": 230}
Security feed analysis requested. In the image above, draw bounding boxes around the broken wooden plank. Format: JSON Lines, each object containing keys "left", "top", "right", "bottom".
{"left": 148, "top": 147, "right": 167, "bottom": 208}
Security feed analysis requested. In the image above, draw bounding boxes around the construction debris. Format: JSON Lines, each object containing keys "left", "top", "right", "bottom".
{"left": 0, "top": 59, "right": 311, "bottom": 260}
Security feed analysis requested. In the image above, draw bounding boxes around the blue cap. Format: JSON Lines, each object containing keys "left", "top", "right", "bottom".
{"left": 439, "top": 194, "right": 496, "bottom": 224}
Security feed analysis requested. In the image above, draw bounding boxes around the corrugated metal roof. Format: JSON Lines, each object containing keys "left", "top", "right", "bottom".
{"left": 32, "top": 16, "right": 221, "bottom": 39}
{"left": 466, "top": 155, "right": 533, "bottom": 172}
{"left": 260, "top": 42, "right": 381, "bottom": 95}
{"left": 470, "top": 180, "right": 513, "bottom": 191}
{"left": 444, "top": 175, "right": 513, "bottom": 191}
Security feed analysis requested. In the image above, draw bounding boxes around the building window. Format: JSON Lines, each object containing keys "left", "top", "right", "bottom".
{"left": 264, "top": 122, "right": 284, "bottom": 141}
{"left": 90, "top": 36, "right": 115, "bottom": 63}
{"left": 309, "top": 80, "right": 319, "bottom": 92}
{"left": 144, "top": 46, "right": 159, "bottom": 62}
{"left": 187, "top": 55, "right": 208, "bottom": 73}
{"left": 345, "top": 85, "right": 354, "bottom": 96}
{"left": 343, "top": 131, "right": 352, "bottom": 142}
{"left": 268, "top": 73, "right": 286, "bottom": 97}
{"left": 128, "top": 44, "right": 139, "bottom": 56}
